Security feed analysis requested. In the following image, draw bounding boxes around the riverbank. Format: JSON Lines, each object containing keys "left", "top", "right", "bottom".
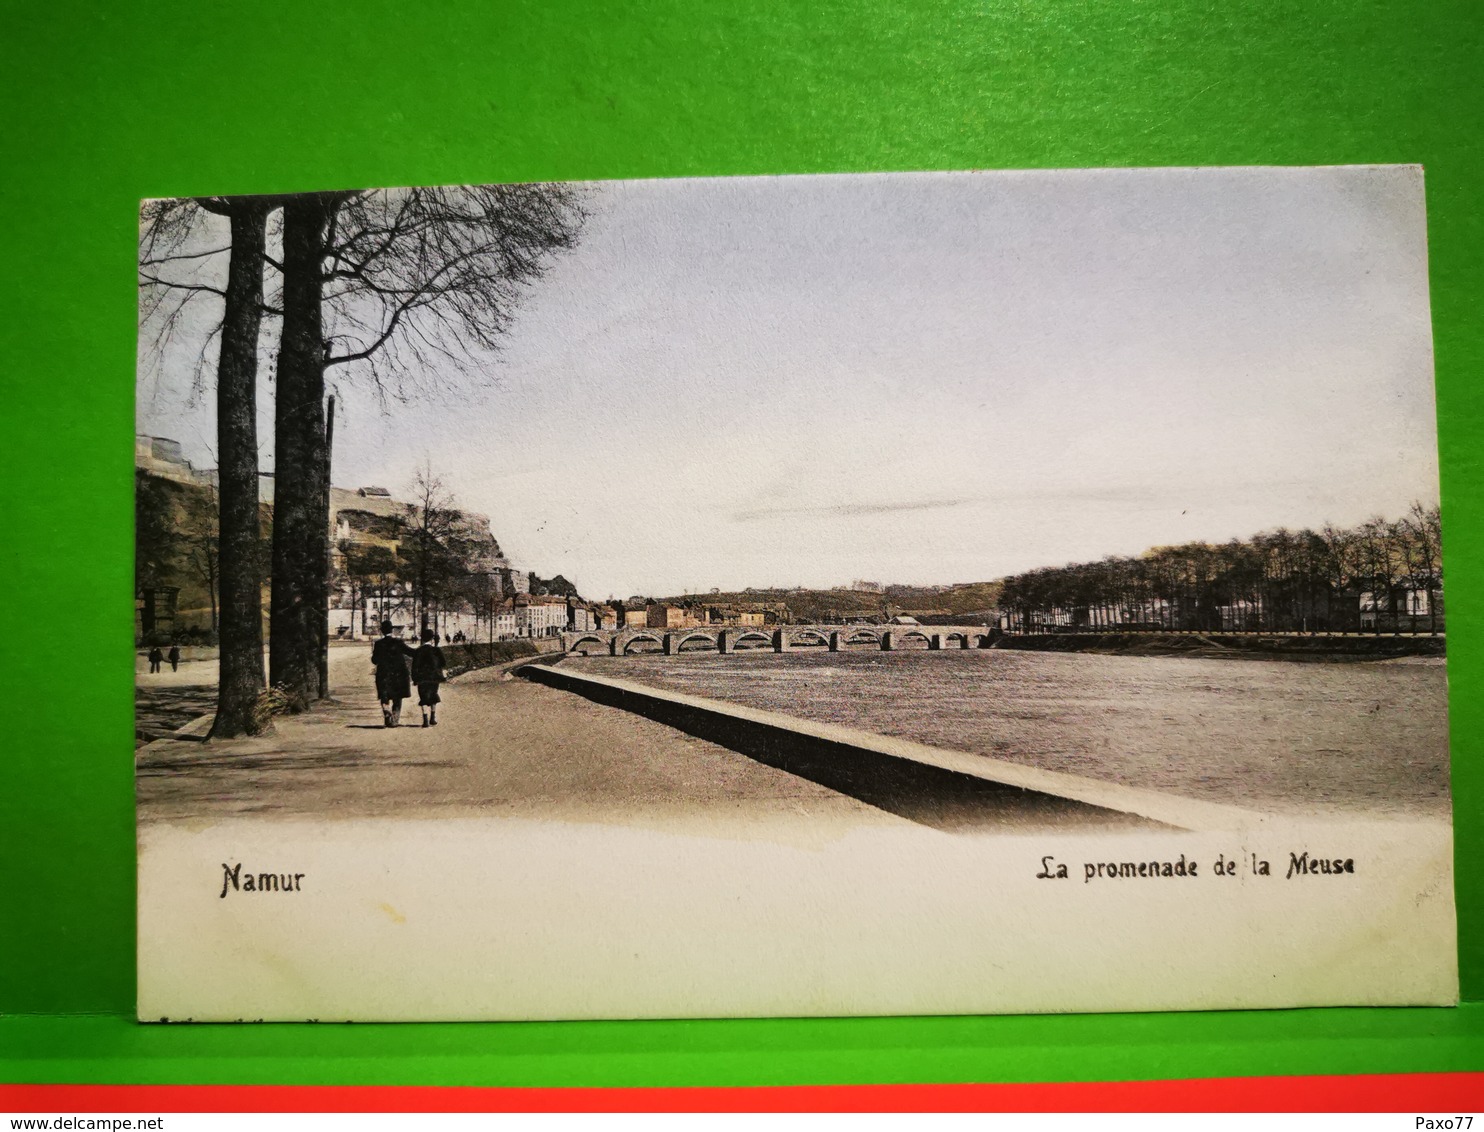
{"left": 521, "top": 662, "right": 1247, "bottom": 831}
{"left": 439, "top": 638, "right": 540, "bottom": 676}
{"left": 993, "top": 631, "right": 1445, "bottom": 661}
{"left": 564, "top": 648, "right": 1450, "bottom": 820}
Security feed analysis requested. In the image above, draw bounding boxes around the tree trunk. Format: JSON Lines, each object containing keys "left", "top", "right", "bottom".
{"left": 210, "top": 200, "right": 273, "bottom": 739}
{"left": 319, "top": 396, "right": 335, "bottom": 699}
{"left": 270, "top": 194, "right": 336, "bottom": 704}
{"left": 418, "top": 538, "right": 429, "bottom": 635}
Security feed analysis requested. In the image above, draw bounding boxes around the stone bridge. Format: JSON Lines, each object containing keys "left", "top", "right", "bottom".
{"left": 562, "top": 625, "right": 998, "bottom": 656}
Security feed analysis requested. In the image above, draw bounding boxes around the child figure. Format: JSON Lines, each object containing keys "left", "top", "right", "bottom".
{"left": 411, "top": 629, "right": 447, "bottom": 727}
{"left": 371, "top": 620, "right": 414, "bottom": 727}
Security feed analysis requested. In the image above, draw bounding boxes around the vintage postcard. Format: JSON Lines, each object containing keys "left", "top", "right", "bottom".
{"left": 135, "top": 166, "right": 1455, "bottom": 1020}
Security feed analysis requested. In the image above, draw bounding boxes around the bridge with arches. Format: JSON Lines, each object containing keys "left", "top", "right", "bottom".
{"left": 561, "top": 624, "right": 999, "bottom": 657}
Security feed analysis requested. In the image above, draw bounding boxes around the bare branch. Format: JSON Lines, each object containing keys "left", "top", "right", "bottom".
{"left": 139, "top": 272, "right": 226, "bottom": 298}
{"left": 311, "top": 183, "right": 588, "bottom": 395}
{"left": 141, "top": 246, "right": 234, "bottom": 270}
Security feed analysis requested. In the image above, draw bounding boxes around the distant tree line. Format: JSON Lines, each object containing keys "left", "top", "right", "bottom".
{"left": 998, "top": 504, "right": 1443, "bottom": 636}
{"left": 652, "top": 581, "right": 1005, "bottom": 624}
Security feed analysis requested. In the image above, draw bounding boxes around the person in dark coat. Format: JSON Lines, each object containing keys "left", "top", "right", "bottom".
{"left": 370, "top": 620, "right": 414, "bottom": 727}
{"left": 167, "top": 644, "right": 180, "bottom": 672}
{"left": 147, "top": 646, "right": 163, "bottom": 674}
{"left": 410, "top": 629, "right": 446, "bottom": 727}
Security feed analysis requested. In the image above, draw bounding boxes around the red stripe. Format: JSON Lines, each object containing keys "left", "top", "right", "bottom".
{"left": 3, "top": 1074, "right": 1482, "bottom": 1112}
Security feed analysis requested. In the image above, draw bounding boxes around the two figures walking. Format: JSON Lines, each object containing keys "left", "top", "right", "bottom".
{"left": 371, "top": 620, "right": 446, "bottom": 728}
{"left": 145, "top": 644, "right": 180, "bottom": 674}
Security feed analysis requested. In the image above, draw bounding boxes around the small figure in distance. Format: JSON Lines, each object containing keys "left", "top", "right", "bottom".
{"left": 411, "top": 629, "right": 447, "bottom": 728}
{"left": 371, "top": 619, "right": 415, "bottom": 728}
{"left": 147, "top": 645, "right": 164, "bottom": 674}
{"left": 168, "top": 643, "right": 180, "bottom": 672}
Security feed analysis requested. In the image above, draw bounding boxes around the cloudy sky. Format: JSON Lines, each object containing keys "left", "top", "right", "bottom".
{"left": 137, "top": 166, "right": 1440, "bottom": 599}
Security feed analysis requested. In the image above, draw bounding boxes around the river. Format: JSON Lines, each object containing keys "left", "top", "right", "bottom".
{"left": 563, "top": 649, "right": 1450, "bottom": 819}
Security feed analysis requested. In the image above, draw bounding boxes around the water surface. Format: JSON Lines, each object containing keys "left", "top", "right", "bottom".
{"left": 566, "top": 650, "right": 1449, "bottom": 819}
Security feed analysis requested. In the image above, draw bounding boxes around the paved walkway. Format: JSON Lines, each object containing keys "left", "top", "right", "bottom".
{"left": 136, "top": 644, "right": 899, "bottom": 834}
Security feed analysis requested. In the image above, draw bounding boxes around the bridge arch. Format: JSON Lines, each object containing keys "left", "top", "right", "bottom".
{"left": 568, "top": 635, "right": 606, "bottom": 654}
{"left": 731, "top": 631, "right": 772, "bottom": 650}
{"left": 842, "top": 628, "right": 882, "bottom": 646}
{"left": 674, "top": 632, "right": 719, "bottom": 652}
{"left": 790, "top": 629, "right": 830, "bottom": 647}
{"left": 896, "top": 630, "right": 932, "bottom": 649}
{"left": 622, "top": 634, "right": 664, "bottom": 654}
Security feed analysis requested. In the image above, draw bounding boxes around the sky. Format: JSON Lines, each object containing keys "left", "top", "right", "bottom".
{"left": 137, "top": 165, "right": 1441, "bottom": 599}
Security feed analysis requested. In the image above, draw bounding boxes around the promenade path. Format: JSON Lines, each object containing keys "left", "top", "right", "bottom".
{"left": 135, "top": 642, "right": 380, "bottom": 745}
{"left": 136, "top": 644, "right": 899, "bottom": 833}
{"left": 134, "top": 652, "right": 220, "bottom": 745}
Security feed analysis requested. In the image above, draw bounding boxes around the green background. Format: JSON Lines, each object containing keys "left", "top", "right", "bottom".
{"left": 4, "top": 0, "right": 1482, "bottom": 1089}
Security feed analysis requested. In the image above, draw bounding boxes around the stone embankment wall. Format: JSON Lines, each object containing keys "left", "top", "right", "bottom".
{"left": 439, "top": 640, "right": 542, "bottom": 677}
{"left": 517, "top": 660, "right": 1259, "bottom": 831}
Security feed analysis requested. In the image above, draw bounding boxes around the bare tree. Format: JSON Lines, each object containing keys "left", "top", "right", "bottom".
{"left": 200, "top": 196, "right": 276, "bottom": 734}
{"left": 139, "top": 196, "right": 277, "bottom": 737}
{"left": 1401, "top": 501, "right": 1444, "bottom": 634}
{"left": 268, "top": 193, "right": 352, "bottom": 703}
{"left": 184, "top": 483, "right": 221, "bottom": 635}
{"left": 142, "top": 184, "right": 586, "bottom": 705}
{"left": 1353, "top": 517, "right": 1399, "bottom": 633}
{"left": 268, "top": 184, "right": 587, "bottom": 703}
{"left": 399, "top": 464, "right": 468, "bottom": 635}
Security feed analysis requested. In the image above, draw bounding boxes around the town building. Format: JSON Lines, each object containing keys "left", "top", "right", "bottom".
{"left": 135, "top": 586, "right": 179, "bottom": 638}
{"left": 516, "top": 594, "right": 570, "bottom": 639}
{"left": 567, "top": 600, "right": 596, "bottom": 633}
{"left": 685, "top": 602, "right": 786, "bottom": 626}
{"left": 135, "top": 435, "right": 214, "bottom": 487}
{"left": 646, "top": 602, "right": 706, "bottom": 629}
{"left": 327, "top": 483, "right": 541, "bottom": 638}
{"left": 1360, "top": 580, "right": 1445, "bottom": 633}
{"left": 492, "top": 598, "right": 518, "bottom": 640}
{"left": 138, "top": 435, "right": 585, "bottom": 644}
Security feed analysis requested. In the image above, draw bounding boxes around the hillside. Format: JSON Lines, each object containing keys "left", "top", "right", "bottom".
{"left": 135, "top": 469, "right": 272, "bottom": 641}
{"left": 657, "top": 581, "right": 1004, "bottom": 623}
